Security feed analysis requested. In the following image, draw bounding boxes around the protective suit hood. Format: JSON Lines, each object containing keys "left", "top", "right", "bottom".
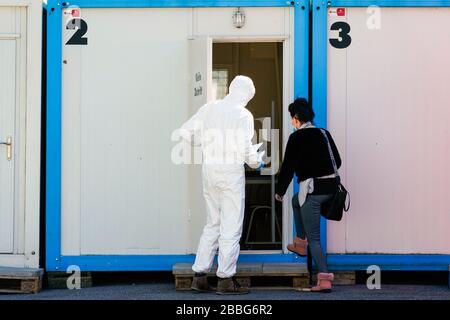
{"left": 226, "top": 75, "right": 255, "bottom": 106}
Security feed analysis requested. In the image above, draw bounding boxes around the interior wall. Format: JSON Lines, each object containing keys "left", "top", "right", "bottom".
{"left": 213, "top": 42, "right": 283, "bottom": 130}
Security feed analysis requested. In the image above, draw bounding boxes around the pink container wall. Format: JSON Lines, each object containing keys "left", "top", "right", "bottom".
{"left": 327, "top": 7, "right": 450, "bottom": 254}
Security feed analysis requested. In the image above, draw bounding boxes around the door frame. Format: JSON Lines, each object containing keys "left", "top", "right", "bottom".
{"left": 211, "top": 36, "right": 294, "bottom": 254}
{"left": 46, "top": 0, "right": 309, "bottom": 271}
{"left": 0, "top": 0, "right": 41, "bottom": 268}
{"left": 312, "top": 0, "right": 450, "bottom": 271}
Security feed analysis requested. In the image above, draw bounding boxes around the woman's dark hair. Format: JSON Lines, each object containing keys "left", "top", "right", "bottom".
{"left": 288, "top": 98, "right": 315, "bottom": 123}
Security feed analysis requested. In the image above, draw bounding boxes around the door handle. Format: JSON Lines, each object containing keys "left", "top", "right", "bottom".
{"left": 0, "top": 136, "right": 12, "bottom": 161}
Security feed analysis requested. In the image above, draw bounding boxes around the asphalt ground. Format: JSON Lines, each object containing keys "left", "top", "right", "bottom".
{"left": 1, "top": 282, "right": 449, "bottom": 300}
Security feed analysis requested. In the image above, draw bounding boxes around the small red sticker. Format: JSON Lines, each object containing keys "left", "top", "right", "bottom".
{"left": 337, "top": 8, "right": 346, "bottom": 16}
{"left": 71, "top": 9, "right": 80, "bottom": 17}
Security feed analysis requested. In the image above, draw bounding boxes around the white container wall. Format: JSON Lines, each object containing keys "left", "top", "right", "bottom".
{"left": 60, "top": 7, "right": 295, "bottom": 256}
{"left": 0, "top": 0, "right": 41, "bottom": 268}
{"left": 327, "top": 7, "right": 450, "bottom": 254}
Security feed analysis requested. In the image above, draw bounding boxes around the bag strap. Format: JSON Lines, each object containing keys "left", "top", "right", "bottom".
{"left": 320, "top": 129, "right": 351, "bottom": 211}
{"left": 320, "top": 129, "right": 340, "bottom": 184}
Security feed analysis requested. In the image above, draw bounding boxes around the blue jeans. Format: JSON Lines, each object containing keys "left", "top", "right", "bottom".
{"left": 292, "top": 193, "right": 332, "bottom": 273}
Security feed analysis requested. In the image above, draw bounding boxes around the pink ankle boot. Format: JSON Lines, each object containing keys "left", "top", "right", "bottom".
{"left": 311, "top": 273, "right": 334, "bottom": 293}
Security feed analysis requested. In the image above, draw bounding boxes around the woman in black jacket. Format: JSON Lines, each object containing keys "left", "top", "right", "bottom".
{"left": 275, "top": 98, "right": 341, "bottom": 293}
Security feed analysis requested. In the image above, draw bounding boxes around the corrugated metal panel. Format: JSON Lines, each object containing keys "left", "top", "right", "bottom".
{"left": 61, "top": 9, "right": 192, "bottom": 255}
{"left": 194, "top": 7, "right": 288, "bottom": 37}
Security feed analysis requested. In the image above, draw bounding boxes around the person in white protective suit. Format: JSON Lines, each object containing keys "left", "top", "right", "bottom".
{"left": 178, "top": 75, "right": 264, "bottom": 295}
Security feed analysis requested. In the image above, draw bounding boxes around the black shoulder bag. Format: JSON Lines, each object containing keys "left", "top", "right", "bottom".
{"left": 319, "top": 129, "right": 350, "bottom": 221}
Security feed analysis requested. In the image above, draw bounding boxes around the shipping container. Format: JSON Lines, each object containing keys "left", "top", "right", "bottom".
{"left": 45, "top": 0, "right": 450, "bottom": 274}
{"left": 0, "top": 0, "right": 41, "bottom": 268}
{"left": 45, "top": 0, "right": 310, "bottom": 271}
{"left": 313, "top": 0, "right": 450, "bottom": 270}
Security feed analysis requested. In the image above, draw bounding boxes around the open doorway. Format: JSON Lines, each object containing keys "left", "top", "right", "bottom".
{"left": 212, "top": 42, "right": 284, "bottom": 251}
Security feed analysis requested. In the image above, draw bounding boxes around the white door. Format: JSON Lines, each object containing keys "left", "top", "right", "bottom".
{"left": 0, "top": 38, "right": 16, "bottom": 254}
{"left": 0, "top": 3, "right": 41, "bottom": 268}
{"left": 188, "top": 36, "right": 213, "bottom": 253}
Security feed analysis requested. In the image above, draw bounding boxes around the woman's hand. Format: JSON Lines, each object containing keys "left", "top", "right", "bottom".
{"left": 275, "top": 194, "right": 283, "bottom": 202}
